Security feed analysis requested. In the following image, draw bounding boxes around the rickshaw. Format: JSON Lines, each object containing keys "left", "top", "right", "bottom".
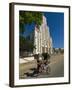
{"left": 24, "top": 53, "right": 51, "bottom": 77}
{"left": 34, "top": 53, "right": 51, "bottom": 74}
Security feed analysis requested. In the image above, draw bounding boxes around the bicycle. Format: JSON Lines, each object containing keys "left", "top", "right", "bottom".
{"left": 38, "top": 60, "right": 51, "bottom": 74}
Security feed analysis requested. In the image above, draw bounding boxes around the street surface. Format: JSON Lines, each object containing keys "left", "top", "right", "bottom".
{"left": 19, "top": 54, "right": 64, "bottom": 79}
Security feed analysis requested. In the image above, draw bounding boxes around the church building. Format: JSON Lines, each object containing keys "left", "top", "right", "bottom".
{"left": 33, "top": 15, "right": 53, "bottom": 54}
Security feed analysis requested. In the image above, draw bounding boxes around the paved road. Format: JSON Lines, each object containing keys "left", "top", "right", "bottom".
{"left": 19, "top": 54, "right": 64, "bottom": 79}
{"left": 37, "top": 55, "right": 64, "bottom": 78}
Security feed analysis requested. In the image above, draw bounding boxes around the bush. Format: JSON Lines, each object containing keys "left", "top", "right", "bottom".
{"left": 42, "top": 53, "right": 50, "bottom": 60}
{"left": 34, "top": 54, "right": 39, "bottom": 60}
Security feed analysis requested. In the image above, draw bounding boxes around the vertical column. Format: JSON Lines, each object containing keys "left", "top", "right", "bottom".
{"left": 40, "top": 26, "right": 42, "bottom": 54}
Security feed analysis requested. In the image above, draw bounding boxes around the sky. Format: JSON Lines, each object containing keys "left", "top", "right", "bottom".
{"left": 22, "top": 12, "right": 64, "bottom": 48}
{"left": 44, "top": 12, "right": 64, "bottom": 48}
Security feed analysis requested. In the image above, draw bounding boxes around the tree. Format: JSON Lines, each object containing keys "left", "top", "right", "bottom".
{"left": 59, "top": 48, "right": 61, "bottom": 53}
{"left": 19, "top": 11, "right": 43, "bottom": 33}
{"left": 59, "top": 48, "right": 64, "bottom": 54}
{"left": 19, "top": 11, "right": 43, "bottom": 52}
{"left": 42, "top": 53, "right": 50, "bottom": 60}
{"left": 19, "top": 35, "right": 26, "bottom": 51}
{"left": 61, "top": 49, "right": 64, "bottom": 54}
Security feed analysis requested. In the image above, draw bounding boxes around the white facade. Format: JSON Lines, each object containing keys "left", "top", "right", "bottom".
{"left": 33, "top": 16, "right": 53, "bottom": 54}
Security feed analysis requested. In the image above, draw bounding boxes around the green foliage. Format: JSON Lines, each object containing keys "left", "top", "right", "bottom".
{"left": 19, "top": 11, "right": 43, "bottom": 25}
{"left": 59, "top": 48, "right": 61, "bottom": 52}
{"left": 19, "top": 11, "right": 43, "bottom": 52}
{"left": 27, "top": 41, "right": 36, "bottom": 51}
{"left": 42, "top": 53, "right": 50, "bottom": 60}
{"left": 19, "top": 36, "right": 26, "bottom": 49}
{"left": 19, "top": 11, "right": 43, "bottom": 33}
{"left": 59, "top": 48, "right": 64, "bottom": 54}
{"left": 19, "top": 23, "right": 25, "bottom": 33}
{"left": 20, "top": 35, "right": 36, "bottom": 52}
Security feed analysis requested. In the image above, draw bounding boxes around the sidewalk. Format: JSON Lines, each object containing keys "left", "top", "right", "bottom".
{"left": 20, "top": 56, "right": 35, "bottom": 64}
